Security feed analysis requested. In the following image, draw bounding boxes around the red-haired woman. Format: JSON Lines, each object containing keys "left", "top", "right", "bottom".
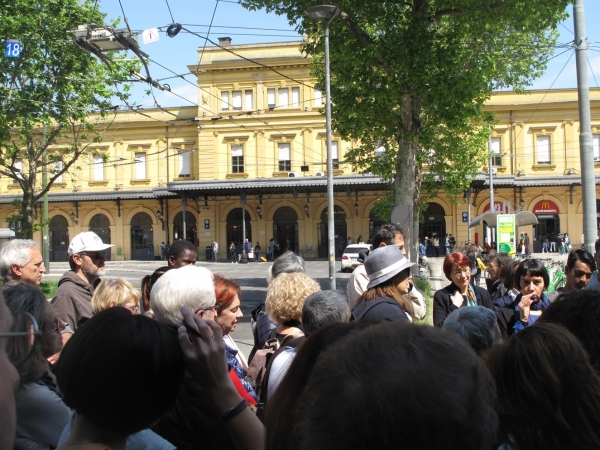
{"left": 214, "top": 274, "right": 258, "bottom": 403}
{"left": 433, "top": 252, "right": 493, "bottom": 327}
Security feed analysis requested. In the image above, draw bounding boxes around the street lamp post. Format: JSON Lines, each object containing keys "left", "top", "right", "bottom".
{"left": 305, "top": 5, "right": 340, "bottom": 290}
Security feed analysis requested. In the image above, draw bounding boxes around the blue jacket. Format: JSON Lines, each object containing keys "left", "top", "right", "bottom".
{"left": 494, "top": 292, "right": 550, "bottom": 333}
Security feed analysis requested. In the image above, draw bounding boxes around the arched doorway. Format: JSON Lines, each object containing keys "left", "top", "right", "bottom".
{"left": 226, "top": 208, "right": 251, "bottom": 252}
{"left": 89, "top": 213, "right": 111, "bottom": 261}
{"left": 272, "top": 206, "right": 298, "bottom": 256}
{"left": 49, "top": 215, "right": 69, "bottom": 262}
{"left": 318, "top": 205, "right": 347, "bottom": 259}
{"left": 131, "top": 212, "right": 154, "bottom": 260}
{"left": 173, "top": 212, "right": 197, "bottom": 245}
{"left": 369, "top": 209, "right": 385, "bottom": 243}
{"left": 419, "top": 202, "right": 446, "bottom": 257}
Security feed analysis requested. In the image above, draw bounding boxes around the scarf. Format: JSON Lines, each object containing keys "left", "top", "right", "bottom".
{"left": 462, "top": 284, "right": 477, "bottom": 307}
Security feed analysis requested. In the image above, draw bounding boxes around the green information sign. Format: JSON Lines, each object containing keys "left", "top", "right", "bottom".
{"left": 497, "top": 214, "right": 516, "bottom": 254}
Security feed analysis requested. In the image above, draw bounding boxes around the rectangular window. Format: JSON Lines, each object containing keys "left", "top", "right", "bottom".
{"left": 267, "top": 89, "right": 276, "bottom": 109}
{"left": 93, "top": 155, "right": 104, "bottom": 181}
{"left": 593, "top": 134, "right": 600, "bottom": 162}
{"left": 221, "top": 91, "right": 230, "bottom": 111}
{"left": 490, "top": 137, "right": 502, "bottom": 166}
{"left": 314, "top": 88, "right": 323, "bottom": 106}
{"left": 13, "top": 159, "right": 23, "bottom": 182}
{"left": 245, "top": 90, "right": 253, "bottom": 111}
{"left": 232, "top": 91, "right": 242, "bottom": 110}
{"left": 278, "top": 88, "right": 289, "bottom": 108}
{"left": 135, "top": 152, "right": 146, "bottom": 179}
{"left": 278, "top": 143, "right": 291, "bottom": 171}
{"left": 232, "top": 145, "right": 244, "bottom": 173}
{"left": 374, "top": 144, "right": 385, "bottom": 159}
{"left": 291, "top": 87, "right": 300, "bottom": 108}
{"left": 53, "top": 161, "right": 63, "bottom": 183}
{"left": 179, "top": 151, "right": 190, "bottom": 177}
{"left": 537, "top": 135, "right": 551, "bottom": 164}
{"left": 331, "top": 141, "right": 339, "bottom": 169}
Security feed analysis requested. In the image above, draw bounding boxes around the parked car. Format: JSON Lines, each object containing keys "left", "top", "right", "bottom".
{"left": 341, "top": 244, "right": 372, "bottom": 272}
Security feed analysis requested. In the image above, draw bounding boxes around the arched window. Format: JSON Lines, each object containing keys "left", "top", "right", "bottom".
{"left": 89, "top": 213, "right": 112, "bottom": 261}
{"left": 50, "top": 216, "right": 69, "bottom": 262}
{"left": 318, "top": 205, "right": 347, "bottom": 258}
{"left": 273, "top": 206, "right": 298, "bottom": 255}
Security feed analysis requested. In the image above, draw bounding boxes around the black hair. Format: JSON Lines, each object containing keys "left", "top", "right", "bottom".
{"left": 539, "top": 289, "right": 600, "bottom": 374}
{"left": 296, "top": 323, "right": 497, "bottom": 450}
{"left": 514, "top": 258, "right": 549, "bottom": 290}
{"left": 56, "top": 308, "right": 184, "bottom": 436}
{"left": 167, "top": 240, "right": 197, "bottom": 259}
{"left": 566, "top": 248, "right": 596, "bottom": 272}
{"left": 595, "top": 239, "right": 600, "bottom": 254}
{"left": 372, "top": 223, "right": 405, "bottom": 248}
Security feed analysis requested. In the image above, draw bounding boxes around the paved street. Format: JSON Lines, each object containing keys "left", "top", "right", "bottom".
{"left": 43, "top": 258, "right": 354, "bottom": 356}
{"left": 42, "top": 251, "right": 569, "bottom": 356}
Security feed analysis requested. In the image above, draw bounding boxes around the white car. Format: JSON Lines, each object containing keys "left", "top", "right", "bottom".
{"left": 341, "top": 244, "right": 372, "bottom": 272}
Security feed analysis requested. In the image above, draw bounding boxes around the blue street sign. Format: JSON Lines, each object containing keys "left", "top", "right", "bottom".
{"left": 204, "top": 219, "right": 210, "bottom": 229}
{"left": 5, "top": 40, "right": 21, "bottom": 58}
{"left": 462, "top": 212, "right": 469, "bottom": 223}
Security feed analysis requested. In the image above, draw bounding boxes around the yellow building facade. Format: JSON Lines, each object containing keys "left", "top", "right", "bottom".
{"left": 1, "top": 39, "right": 599, "bottom": 260}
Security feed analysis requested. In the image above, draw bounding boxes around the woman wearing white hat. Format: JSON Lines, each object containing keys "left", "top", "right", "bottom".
{"left": 352, "top": 245, "right": 415, "bottom": 322}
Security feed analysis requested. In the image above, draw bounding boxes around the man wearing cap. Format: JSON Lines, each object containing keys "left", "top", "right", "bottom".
{"left": 51, "top": 232, "right": 113, "bottom": 346}
{"left": 347, "top": 224, "right": 426, "bottom": 321}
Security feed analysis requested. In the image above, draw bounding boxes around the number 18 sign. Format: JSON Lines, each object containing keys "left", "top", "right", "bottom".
{"left": 5, "top": 39, "right": 22, "bottom": 58}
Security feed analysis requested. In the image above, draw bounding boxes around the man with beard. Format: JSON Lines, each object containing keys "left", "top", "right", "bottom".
{"left": 51, "top": 232, "right": 113, "bottom": 348}
{"left": 549, "top": 248, "right": 596, "bottom": 301}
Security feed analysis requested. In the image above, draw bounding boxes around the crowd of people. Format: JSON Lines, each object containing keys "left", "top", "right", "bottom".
{"left": 1, "top": 224, "right": 600, "bottom": 450}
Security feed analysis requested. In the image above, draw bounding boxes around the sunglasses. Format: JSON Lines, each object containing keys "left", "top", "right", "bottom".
{"left": 79, "top": 251, "right": 106, "bottom": 260}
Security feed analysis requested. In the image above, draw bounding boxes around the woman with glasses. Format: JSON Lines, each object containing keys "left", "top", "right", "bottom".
{"left": 91, "top": 278, "right": 141, "bottom": 315}
{"left": 433, "top": 252, "right": 493, "bottom": 328}
{"left": 3, "top": 283, "right": 69, "bottom": 450}
{"left": 214, "top": 274, "right": 258, "bottom": 402}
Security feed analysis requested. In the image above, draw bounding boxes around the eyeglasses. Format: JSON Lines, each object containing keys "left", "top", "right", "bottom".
{"left": 0, "top": 312, "right": 41, "bottom": 364}
{"left": 79, "top": 251, "right": 106, "bottom": 260}
{"left": 452, "top": 268, "right": 471, "bottom": 277}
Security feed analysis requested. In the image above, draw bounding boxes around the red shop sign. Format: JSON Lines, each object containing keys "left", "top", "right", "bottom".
{"left": 532, "top": 200, "right": 559, "bottom": 214}
{"left": 483, "top": 202, "right": 508, "bottom": 213}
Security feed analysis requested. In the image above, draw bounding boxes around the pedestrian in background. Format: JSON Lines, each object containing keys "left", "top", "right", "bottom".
{"left": 255, "top": 242, "right": 262, "bottom": 262}
{"left": 229, "top": 242, "right": 237, "bottom": 263}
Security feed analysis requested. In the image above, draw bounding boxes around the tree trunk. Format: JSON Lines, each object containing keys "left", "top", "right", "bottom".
{"left": 394, "top": 93, "right": 421, "bottom": 264}
{"left": 20, "top": 187, "right": 35, "bottom": 239}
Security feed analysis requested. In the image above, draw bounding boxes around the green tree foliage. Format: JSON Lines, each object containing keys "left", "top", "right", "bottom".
{"left": 0, "top": 0, "right": 136, "bottom": 237}
{"left": 241, "top": 0, "right": 570, "bottom": 258}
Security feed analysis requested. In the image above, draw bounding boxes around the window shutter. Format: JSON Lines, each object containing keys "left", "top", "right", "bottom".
{"left": 14, "top": 159, "right": 23, "bottom": 180}
{"left": 232, "top": 91, "right": 242, "bottom": 110}
{"left": 292, "top": 87, "right": 300, "bottom": 107}
{"left": 54, "top": 161, "right": 63, "bottom": 182}
{"left": 593, "top": 135, "right": 600, "bottom": 161}
{"left": 314, "top": 89, "right": 322, "bottom": 106}
{"left": 221, "top": 91, "right": 229, "bottom": 110}
{"left": 267, "top": 89, "right": 275, "bottom": 108}
{"left": 278, "top": 143, "right": 290, "bottom": 161}
{"left": 135, "top": 152, "right": 146, "bottom": 179}
{"left": 179, "top": 152, "right": 190, "bottom": 177}
{"left": 232, "top": 145, "right": 243, "bottom": 157}
{"left": 331, "top": 141, "right": 339, "bottom": 159}
{"left": 94, "top": 155, "right": 104, "bottom": 181}
{"left": 537, "top": 136, "right": 550, "bottom": 164}
{"left": 245, "top": 90, "right": 253, "bottom": 110}
{"left": 278, "top": 88, "right": 289, "bottom": 107}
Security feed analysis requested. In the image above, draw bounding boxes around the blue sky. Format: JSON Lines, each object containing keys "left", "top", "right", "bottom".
{"left": 98, "top": 0, "right": 600, "bottom": 108}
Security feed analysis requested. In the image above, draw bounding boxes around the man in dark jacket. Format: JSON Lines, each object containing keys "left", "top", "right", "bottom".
{"left": 51, "top": 232, "right": 113, "bottom": 349}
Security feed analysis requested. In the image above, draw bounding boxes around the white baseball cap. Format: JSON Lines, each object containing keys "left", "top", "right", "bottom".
{"left": 68, "top": 232, "right": 114, "bottom": 256}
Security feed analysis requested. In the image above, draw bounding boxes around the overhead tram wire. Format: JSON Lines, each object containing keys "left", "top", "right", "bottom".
{"left": 198, "top": 0, "right": 220, "bottom": 65}
{"left": 143, "top": 55, "right": 326, "bottom": 164}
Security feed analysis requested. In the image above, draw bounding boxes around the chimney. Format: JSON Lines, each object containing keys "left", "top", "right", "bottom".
{"left": 218, "top": 37, "right": 232, "bottom": 46}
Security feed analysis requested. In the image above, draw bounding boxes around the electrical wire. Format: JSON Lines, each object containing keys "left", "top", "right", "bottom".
{"left": 198, "top": 0, "right": 220, "bottom": 66}
{"left": 164, "top": 0, "right": 175, "bottom": 23}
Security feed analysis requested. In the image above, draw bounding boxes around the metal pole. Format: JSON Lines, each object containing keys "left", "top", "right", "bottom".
{"left": 574, "top": 0, "right": 597, "bottom": 254}
{"left": 241, "top": 193, "right": 247, "bottom": 244}
{"left": 488, "top": 131, "right": 494, "bottom": 212}
{"left": 467, "top": 189, "right": 472, "bottom": 243}
{"left": 182, "top": 193, "right": 187, "bottom": 240}
{"left": 42, "top": 128, "right": 49, "bottom": 271}
{"left": 325, "top": 15, "right": 336, "bottom": 290}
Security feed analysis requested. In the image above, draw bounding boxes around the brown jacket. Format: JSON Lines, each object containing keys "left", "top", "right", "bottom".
{"left": 51, "top": 271, "right": 99, "bottom": 332}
